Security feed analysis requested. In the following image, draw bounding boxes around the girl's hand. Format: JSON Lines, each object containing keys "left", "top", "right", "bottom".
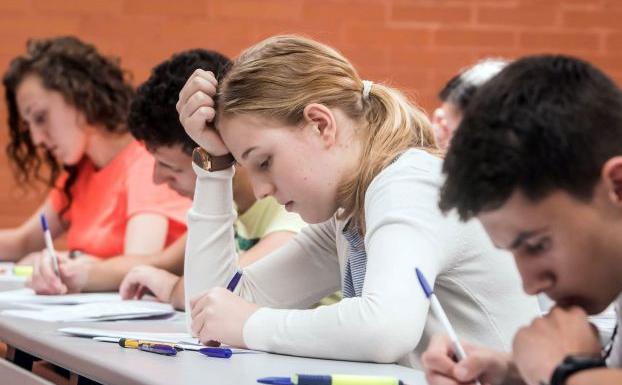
{"left": 119, "top": 265, "right": 180, "bottom": 303}
{"left": 190, "top": 287, "right": 259, "bottom": 348}
{"left": 176, "top": 69, "right": 229, "bottom": 156}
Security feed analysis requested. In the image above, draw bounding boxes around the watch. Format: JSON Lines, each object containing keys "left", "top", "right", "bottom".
{"left": 549, "top": 354, "right": 606, "bottom": 385}
{"left": 192, "top": 147, "right": 235, "bottom": 172}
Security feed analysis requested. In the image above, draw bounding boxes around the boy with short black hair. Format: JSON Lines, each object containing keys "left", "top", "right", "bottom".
{"left": 423, "top": 55, "right": 622, "bottom": 385}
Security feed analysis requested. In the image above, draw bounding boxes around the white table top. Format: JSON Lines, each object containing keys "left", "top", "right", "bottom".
{"left": 0, "top": 312, "right": 427, "bottom": 385}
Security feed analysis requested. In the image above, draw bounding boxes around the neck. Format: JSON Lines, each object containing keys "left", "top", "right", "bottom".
{"left": 86, "top": 128, "right": 133, "bottom": 170}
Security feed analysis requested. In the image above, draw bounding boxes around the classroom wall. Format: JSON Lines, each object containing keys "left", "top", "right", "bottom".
{"left": 1, "top": 0, "right": 621, "bottom": 227}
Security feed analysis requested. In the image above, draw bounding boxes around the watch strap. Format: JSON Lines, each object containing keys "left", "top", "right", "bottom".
{"left": 192, "top": 147, "right": 235, "bottom": 172}
{"left": 550, "top": 355, "right": 606, "bottom": 385}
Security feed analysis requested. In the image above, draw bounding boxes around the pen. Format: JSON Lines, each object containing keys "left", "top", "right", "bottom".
{"left": 415, "top": 268, "right": 482, "bottom": 385}
{"left": 199, "top": 347, "right": 232, "bottom": 358}
{"left": 118, "top": 338, "right": 181, "bottom": 351}
{"left": 40, "top": 214, "right": 60, "bottom": 276}
{"left": 257, "top": 374, "right": 405, "bottom": 385}
{"left": 202, "top": 270, "right": 243, "bottom": 347}
{"left": 118, "top": 338, "right": 177, "bottom": 356}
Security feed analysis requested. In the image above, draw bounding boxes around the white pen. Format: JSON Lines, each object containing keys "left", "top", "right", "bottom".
{"left": 40, "top": 214, "right": 60, "bottom": 276}
{"left": 416, "top": 267, "right": 482, "bottom": 385}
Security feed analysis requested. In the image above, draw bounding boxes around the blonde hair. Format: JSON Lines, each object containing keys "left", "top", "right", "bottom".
{"left": 219, "top": 35, "right": 438, "bottom": 233}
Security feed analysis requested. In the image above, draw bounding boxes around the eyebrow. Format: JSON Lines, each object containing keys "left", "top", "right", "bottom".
{"left": 241, "top": 146, "right": 257, "bottom": 160}
{"left": 507, "top": 227, "right": 548, "bottom": 250}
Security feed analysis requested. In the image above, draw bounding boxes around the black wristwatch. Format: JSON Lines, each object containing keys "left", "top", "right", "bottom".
{"left": 549, "top": 354, "right": 606, "bottom": 385}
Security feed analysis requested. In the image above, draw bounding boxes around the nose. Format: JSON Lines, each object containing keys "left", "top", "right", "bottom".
{"left": 514, "top": 254, "right": 554, "bottom": 296}
{"left": 251, "top": 176, "right": 275, "bottom": 200}
{"left": 152, "top": 163, "right": 170, "bottom": 186}
{"left": 28, "top": 125, "right": 48, "bottom": 147}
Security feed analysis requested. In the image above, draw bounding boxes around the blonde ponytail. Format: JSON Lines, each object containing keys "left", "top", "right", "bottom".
{"left": 219, "top": 35, "right": 439, "bottom": 233}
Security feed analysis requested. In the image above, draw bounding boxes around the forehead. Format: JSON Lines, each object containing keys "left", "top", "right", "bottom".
{"left": 218, "top": 114, "right": 299, "bottom": 157}
{"left": 151, "top": 144, "right": 192, "bottom": 163}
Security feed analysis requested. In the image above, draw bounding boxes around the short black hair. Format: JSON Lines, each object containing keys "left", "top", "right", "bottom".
{"left": 440, "top": 55, "right": 622, "bottom": 220}
{"left": 128, "top": 49, "right": 231, "bottom": 155}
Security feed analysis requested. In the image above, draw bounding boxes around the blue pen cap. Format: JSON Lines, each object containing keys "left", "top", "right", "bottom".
{"left": 296, "top": 375, "right": 332, "bottom": 385}
{"left": 40, "top": 214, "right": 49, "bottom": 231}
{"left": 199, "top": 347, "right": 232, "bottom": 358}
{"left": 415, "top": 268, "right": 433, "bottom": 298}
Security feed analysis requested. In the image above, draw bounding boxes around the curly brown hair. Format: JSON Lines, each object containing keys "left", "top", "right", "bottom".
{"left": 2, "top": 36, "right": 134, "bottom": 216}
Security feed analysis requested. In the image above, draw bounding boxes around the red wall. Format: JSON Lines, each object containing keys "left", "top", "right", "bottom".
{"left": 2, "top": 0, "right": 621, "bottom": 226}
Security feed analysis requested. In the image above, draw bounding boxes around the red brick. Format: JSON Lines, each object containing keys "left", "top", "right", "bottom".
{"left": 124, "top": 0, "right": 208, "bottom": 17}
{"left": 343, "top": 24, "right": 431, "bottom": 48}
{"left": 32, "top": 0, "right": 124, "bottom": 14}
{"left": 0, "top": 0, "right": 34, "bottom": 13}
{"left": 477, "top": 4, "right": 559, "bottom": 26}
{"left": 391, "top": 2, "right": 472, "bottom": 24}
{"left": 562, "top": 9, "right": 622, "bottom": 29}
{"left": 435, "top": 28, "right": 516, "bottom": 48}
{"left": 302, "top": 0, "right": 387, "bottom": 22}
{"left": 606, "top": 33, "right": 622, "bottom": 51}
{"left": 519, "top": 31, "right": 601, "bottom": 51}
{"left": 212, "top": 0, "right": 303, "bottom": 21}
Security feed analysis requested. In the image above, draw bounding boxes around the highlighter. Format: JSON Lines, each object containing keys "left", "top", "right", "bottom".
{"left": 118, "top": 338, "right": 177, "bottom": 356}
{"left": 257, "top": 374, "right": 405, "bottom": 385}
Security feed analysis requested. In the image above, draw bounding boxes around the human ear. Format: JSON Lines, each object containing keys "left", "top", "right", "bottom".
{"left": 602, "top": 156, "right": 622, "bottom": 205}
{"left": 302, "top": 103, "right": 337, "bottom": 148}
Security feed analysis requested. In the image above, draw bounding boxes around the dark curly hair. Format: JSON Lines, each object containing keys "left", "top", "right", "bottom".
{"left": 129, "top": 49, "right": 231, "bottom": 155}
{"left": 439, "top": 55, "right": 622, "bottom": 220}
{"left": 3, "top": 36, "right": 134, "bottom": 216}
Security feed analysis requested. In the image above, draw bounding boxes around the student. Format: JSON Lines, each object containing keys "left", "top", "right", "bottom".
{"left": 432, "top": 58, "right": 507, "bottom": 150}
{"left": 28, "top": 48, "right": 306, "bottom": 303}
{"left": 422, "top": 55, "right": 622, "bottom": 385}
{"left": 177, "top": 35, "right": 539, "bottom": 366}
{"left": 0, "top": 37, "right": 190, "bottom": 280}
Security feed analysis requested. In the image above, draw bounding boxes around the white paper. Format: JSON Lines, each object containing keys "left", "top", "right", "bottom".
{"left": 59, "top": 326, "right": 197, "bottom": 343}
{"left": 0, "top": 288, "right": 121, "bottom": 305}
{"left": 2, "top": 301, "right": 175, "bottom": 322}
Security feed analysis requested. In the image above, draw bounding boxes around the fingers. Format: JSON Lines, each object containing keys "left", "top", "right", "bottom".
{"left": 176, "top": 70, "right": 217, "bottom": 113}
{"left": 30, "top": 251, "right": 64, "bottom": 295}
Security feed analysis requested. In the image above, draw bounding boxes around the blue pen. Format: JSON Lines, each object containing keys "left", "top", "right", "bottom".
{"left": 137, "top": 343, "right": 178, "bottom": 356}
{"left": 257, "top": 374, "right": 405, "bottom": 385}
{"left": 226, "top": 270, "right": 243, "bottom": 291}
{"left": 40, "top": 214, "right": 60, "bottom": 276}
{"left": 415, "top": 268, "right": 482, "bottom": 385}
{"left": 199, "top": 347, "right": 233, "bottom": 358}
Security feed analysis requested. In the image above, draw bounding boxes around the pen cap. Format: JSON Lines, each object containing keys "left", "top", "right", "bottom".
{"left": 118, "top": 338, "right": 139, "bottom": 349}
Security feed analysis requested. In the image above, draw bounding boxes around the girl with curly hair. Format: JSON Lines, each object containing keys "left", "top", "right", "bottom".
{"left": 1, "top": 36, "right": 191, "bottom": 294}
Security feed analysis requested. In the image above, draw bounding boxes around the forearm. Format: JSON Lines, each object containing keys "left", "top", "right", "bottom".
{"left": 0, "top": 229, "right": 28, "bottom": 262}
{"left": 82, "top": 254, "right": 153, "bottom": 292}
{"left": 567, "top": 368, "right": 622, "bottom": 385}
{"left": 169, "top": 277, "right": 185, "bottom": 310}
{"left": 185, "top": 164, "right": 239, "bottom": 310}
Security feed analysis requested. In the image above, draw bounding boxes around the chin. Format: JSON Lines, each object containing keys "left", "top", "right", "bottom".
{"left": 299, "top": 210, "right": 334, "bottom": 224}
{"left": 556, "top": 296, "right": 609, "bottom": 315}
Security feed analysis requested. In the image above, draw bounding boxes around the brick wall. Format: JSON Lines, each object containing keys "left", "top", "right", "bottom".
{"left": 1, "top": 0, "right": 621, "bottom": 227}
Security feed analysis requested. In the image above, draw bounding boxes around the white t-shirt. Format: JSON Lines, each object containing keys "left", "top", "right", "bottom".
{"left": 185, "top": 148, "right": 540, "bottom": 368}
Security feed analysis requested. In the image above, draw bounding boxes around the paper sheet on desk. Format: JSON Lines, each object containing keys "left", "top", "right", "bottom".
{"left": 0, "top": 288, "right": 121, "bottom": 305}
{"left": 2, "top": 301, "right": 175, "bottom": 322}
{"left": 59, "top": 326, "right": 261, "bottom": 353}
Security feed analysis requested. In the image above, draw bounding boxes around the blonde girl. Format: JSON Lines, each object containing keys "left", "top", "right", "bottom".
{"left": 177, "top": 35, "right": 539, "bottom": 367}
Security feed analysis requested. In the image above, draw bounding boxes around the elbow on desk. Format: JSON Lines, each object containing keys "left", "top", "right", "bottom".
{"left": 351, "top": 320, "right": 421, "bottom": 363}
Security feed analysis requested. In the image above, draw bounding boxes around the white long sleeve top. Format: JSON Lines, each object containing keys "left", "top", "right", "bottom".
{"left": 185, "top": 149, "right": 540, "bottom": 368}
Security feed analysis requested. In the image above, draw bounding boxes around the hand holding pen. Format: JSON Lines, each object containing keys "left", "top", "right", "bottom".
{"left": 416, "top": 268, "right": 484, "bottom": 385}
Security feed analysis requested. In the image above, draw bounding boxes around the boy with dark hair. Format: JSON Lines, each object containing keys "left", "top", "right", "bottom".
{"left": 422, "top": 55, "right": 622, "bottom": 385}
{"left": 30, "top": 49, "right": 306, "bottom": 307}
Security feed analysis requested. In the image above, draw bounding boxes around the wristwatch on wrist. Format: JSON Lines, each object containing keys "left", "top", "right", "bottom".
{"left": 549, "top": 354, "right": 606, "bottom": 385}
{"left": 192, "top": 147, "right": 235, "bottom": 172}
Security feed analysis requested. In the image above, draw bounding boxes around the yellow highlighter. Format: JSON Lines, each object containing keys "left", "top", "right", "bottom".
{"left": 13, "top": 266, "right": 34, "bottom": 277}
{"left": 118, "top": 338, "right": 177, "bottom": 356}
{"left": 257, "top": 374, "right": 406, "bottom": 385}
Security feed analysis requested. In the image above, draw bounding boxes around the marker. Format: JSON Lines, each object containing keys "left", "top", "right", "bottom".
{"left": 257, "top": 374, "right": 405, "bottom": 385}
{"left": 40, "top": 214, "right": 60, "bottom": 276}
{"left": 415, "top": 268, "right": 482, "bottom": 385}
{"left": 199, "top": 347, "right": 233, "bottom": 358}
{"left": 118, "top": 338, "right": 177, "bottom": 356}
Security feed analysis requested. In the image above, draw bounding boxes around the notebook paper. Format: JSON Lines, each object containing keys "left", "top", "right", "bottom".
{"left": 2, "top": 301, "right": 175, "bottom": 322}
{"left": 0, "top": 288, "right": 121, "bottom": 305}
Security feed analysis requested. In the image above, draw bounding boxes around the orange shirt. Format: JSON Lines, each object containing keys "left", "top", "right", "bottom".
{"left": 49, "top": 141, "right": 191, "bottom": 259}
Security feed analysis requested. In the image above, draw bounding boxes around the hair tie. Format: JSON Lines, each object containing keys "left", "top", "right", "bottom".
{"left": 362, "top": 80, "right": 373, "bottom": 100}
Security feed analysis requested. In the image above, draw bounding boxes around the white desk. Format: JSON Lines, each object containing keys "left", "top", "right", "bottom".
{"left": 0, "top": 313, "right": 427, "bottom": 385}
